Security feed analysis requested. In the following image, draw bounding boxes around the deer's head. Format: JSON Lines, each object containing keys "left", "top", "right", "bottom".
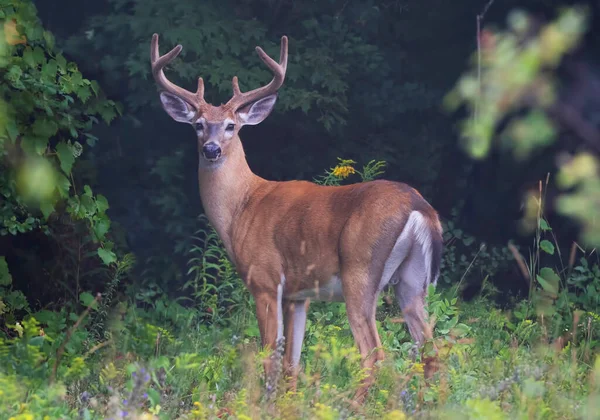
{"left": 150, "top": 34, "right": 288, "bottom": 167}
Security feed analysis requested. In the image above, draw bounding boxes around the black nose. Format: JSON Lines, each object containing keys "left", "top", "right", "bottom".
{"left": 202, "top": 143, "right": 221, "bottom": 160}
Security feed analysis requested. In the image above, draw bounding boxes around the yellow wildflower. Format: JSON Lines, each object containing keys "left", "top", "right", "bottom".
{"left": 191, "top": 401, "right": 207, "bottom": 420}
{"left": 411, "top": 362, "right": 424, "bottom": 374}
{"left": 332, "top": 165, "right": 356, "bottom": 179}
{"left": 8, "top": 415, "right": 33, "bottom": 420}
{"left": 313, "top": 402, "right": 337, "bottom": 420}
{"left": 384, "top": 410, "right": 407, "bottom": 420}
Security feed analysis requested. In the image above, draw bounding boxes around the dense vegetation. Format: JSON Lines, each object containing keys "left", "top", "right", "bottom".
{"left": 1, "top": 0, "right": 599, "bottom": 418}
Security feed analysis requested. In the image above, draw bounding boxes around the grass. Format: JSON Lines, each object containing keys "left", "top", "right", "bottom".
{"left": 0, "top": 281, "right": 598, "bottom": 420}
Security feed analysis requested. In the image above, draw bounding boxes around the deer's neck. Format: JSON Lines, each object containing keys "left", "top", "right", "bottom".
{"left": 197, "top": 138, "right": 263, "bottom": 260}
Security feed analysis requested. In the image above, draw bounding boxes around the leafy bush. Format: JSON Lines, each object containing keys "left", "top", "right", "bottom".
{"left": 1, "top": 0, "right": 126, "bottom": 319}
{"left": 1, "top": 0, "right": 120, "bottom": 258}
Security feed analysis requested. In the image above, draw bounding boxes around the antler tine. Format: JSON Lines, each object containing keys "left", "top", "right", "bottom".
{"left": 227, "top": 35, "right": 288, "bottom": 110}
{"left": 150, "top": 33, "right": 205, "bottom": 109}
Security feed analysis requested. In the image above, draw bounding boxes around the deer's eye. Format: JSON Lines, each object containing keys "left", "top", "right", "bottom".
{"left": 196, "top": 122, "right": 204, "bottom": 130}
{"left": 225, "top": 123, "right": 235, "bottom": 131}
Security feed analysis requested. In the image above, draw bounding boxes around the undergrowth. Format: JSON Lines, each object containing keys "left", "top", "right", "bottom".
{"left": 1, "top": 278, "right": 598, "bottom": 419}
{"left": 1, "top": 160, "right": 599, "bottom": 419}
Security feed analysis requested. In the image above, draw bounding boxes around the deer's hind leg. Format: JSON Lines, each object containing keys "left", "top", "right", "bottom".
{"left": 341, "top": 264, "right": 385, "bottom": 404}
{"left": 393, "top": 247, "right": 437, "bottom": 378}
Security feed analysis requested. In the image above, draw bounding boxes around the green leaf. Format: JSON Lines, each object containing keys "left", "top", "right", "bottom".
{"left": 6, "top": 66, "right": 23, "bottom": 86}
{"left": 41, "top": 59, "right": 58, "bottom": 80}
{"left": 71, "top": 71, "right": 83, "bottom": 86}
{"left": 539, "top": 240, "right": 555, "bottom": 255}
{"left": 97, "top": 248, "right": 116, "bottom": 266}
{"left": 5, "top": 121, "right": 19, "bottom": 143}
{"left": 55, "top": 173, "right": 71, "bottom": 199}
{"left": 80, "top": 194, "right": 96, "bottom": 215}
{"left": 146, "top": 388, "right": 161, "bottom": 406}
{"left": 22, "top": 46, "right": 36, "bottom": 67}
{"left": 539, "top": 218, "right": 551, "bottom": 231}
{"left": 93, "top": 218, "right": 111, "bottom": 241}
{"left": 95, "top": 194, "right": 109, "bottom": 213}
{"left": 28, "top": 336, "right": 45, "bottom": 347}
{"left": 69, "top": 126, "right": 78, "bottom": 139}
{"left": 0, "top": 256, "right": 12, "bottom": 286}
{"left": 90, "top": 80, "right": 100, "bottom": 96}
{"left": 98, "top": 106, "right": 117, "bottom": 124}
{"left": 450, "top": 323, "right": 471, "bottom": 338}
{"left": 537, "top": 267, "right": 560, "bottom": 296}
{"left": 56, "top": 54, "right": 67, "bottom": 72}
{"left": 43, "top": 31, "right": 55, "bottom": 50}
{"left": 463, "top": 236, "right": 475, "bottom": 246}
{"left": 21, "top": 135, "right": 48, "bottom": 155}
{"left": 32, "top": 46, "right": 45, "bottom": 64}
{"left": 40, "top": 200, "right": 55, "bottom": 219}
{"left": 79, "top": 292, "right": 98, "bottom": 310}
{"left": 76, "top": 85, "right": 92, "bottom": 103}
{"left": 56, "top": 141, "right": 75, "bottom": 175}
{"left": 32, "top": 118, "right": 58, "bottom": 138}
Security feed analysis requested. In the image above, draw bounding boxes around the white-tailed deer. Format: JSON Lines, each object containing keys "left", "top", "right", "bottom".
{"left": 150, "top": 33, "right": 443, "bottom": 402}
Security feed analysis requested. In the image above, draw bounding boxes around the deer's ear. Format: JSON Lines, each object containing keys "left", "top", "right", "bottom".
{"left": 159, "top": 92, "right": 196, "bottom": 123}
{"left": 237, "top": 94, "right": 277, "bottom": 126}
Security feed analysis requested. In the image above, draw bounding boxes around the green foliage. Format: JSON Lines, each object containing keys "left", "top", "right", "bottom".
{"left": 184, "top": 215, "right": 252, "bottom": 326}
{"left": 0, "top": 0, "right": 122, "bottom": 266}
{"left": 509, "top": 178, "right": 600, "bottom": 350}
{"left": 446, "top": 6, "right": 600, "bottom": 247}
{"left": 555, "top": 153, "right": 600, "bottom": 245}
{"left": 440, "top": 209, "right": 514, "bottom": 288}
{"left": 426, "top": 285, "right": 471, "bottom": 342}
{"left": 64, "top": 0, "right": 388, "bottom": 132}
{"left": 1, "top": 274, "right": 598, "bottom": 419}
{"left": 446, "top": 7, "right": 587, "bottom": 160}
{"left": 0, "top": 257, "right": 29, "bottom": 325}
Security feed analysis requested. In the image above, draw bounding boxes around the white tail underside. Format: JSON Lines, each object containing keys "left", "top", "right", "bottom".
{"left": 379, "top": 210, "right": 435, "bottom": 291}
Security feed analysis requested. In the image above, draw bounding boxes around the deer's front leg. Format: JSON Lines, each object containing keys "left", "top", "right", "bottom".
{"left": 283, "top": 299, "right": 310, "bottom": 391}
{"left": 254, "top": 292, "right": 283, "bottom": 393}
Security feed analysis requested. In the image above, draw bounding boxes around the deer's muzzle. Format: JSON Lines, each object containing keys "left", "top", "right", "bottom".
{"left": 202, "top": 142, "right": 222, "bottom": 161}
